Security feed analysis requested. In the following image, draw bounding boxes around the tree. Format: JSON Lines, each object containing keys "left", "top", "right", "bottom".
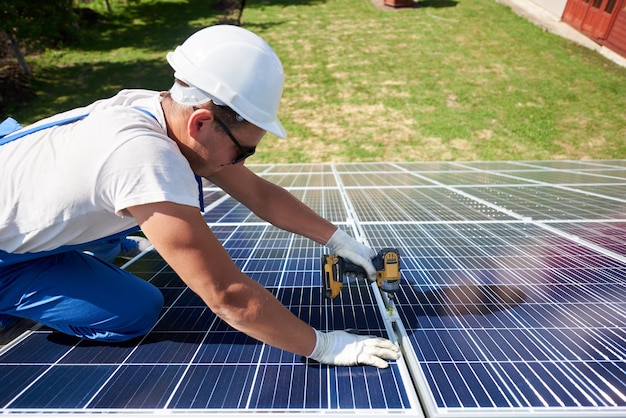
{"left": 0, "top": 0, "right": 79, "bottom": 75}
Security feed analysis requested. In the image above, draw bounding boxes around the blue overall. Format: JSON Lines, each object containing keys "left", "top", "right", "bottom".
{"left": 0, "top": 109, "right": 203, "bottom": 342}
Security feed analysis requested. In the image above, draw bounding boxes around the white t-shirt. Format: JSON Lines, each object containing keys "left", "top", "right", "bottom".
{"left": 0, "top": 89, "right": 200, "bottom": 254}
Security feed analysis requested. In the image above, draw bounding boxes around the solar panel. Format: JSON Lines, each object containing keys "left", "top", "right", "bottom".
{"left": 1, "top": 160, "right": 625, "bottom": 418}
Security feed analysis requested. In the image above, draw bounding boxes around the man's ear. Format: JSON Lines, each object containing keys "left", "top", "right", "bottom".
{"left": 188, "top": 108, "right": 213, "bottom": 140}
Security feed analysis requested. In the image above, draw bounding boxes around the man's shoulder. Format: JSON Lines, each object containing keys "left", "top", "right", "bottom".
{"left": 85, "top": 103, "right": 166, "bottom": 141}
{"left": 93, "top": 89, "right": 160, "bottom": 107}
{"left": 87, "top": 90, "right": 163, "bottom": 122}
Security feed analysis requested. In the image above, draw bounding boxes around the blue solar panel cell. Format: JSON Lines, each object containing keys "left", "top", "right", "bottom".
{"left": 339, "top": 171, "right": 435, "bottom": 186}
{"left": 202, "top": 198, "right": 241, "bottom": 223}
{"left": 261, "top": 173, "right": 338, "bottom": 188}
{"left": 335, "top": 162, "right": 401, "bottom": 172}
{"left": 549, "top": 222, "right": 626, "bottom": 257}
{"left": 254, "top": 364, "right": 312, "bottom": 408}
{"left": 448, "top": 161, "right": 529, "bottom": 171}
{"left": 296, "top": 189, "right": 349, "bottom": 223}
{"left": 0, "top": 365, "right": 48, "bottom": 407}
{"left": 153, "top": 307, "right": 217, "bottom": 332}
{"left": 89, "top": 365, "right": 187, "bottom": 409}
{"left": 264, "top": 164, "right": 334, "bottom": 174}
{"left": 0, "top": 333, "right": 76, "bottom": 364}
{"left": 201, "top": 189, "right": 225, "bottom": 207}
{"left": 194, "top": 331, "right": 263, "bottom": 363}
{"left": 169, "top": 364, "right": 257, "bottom": 409}
{"left": 521, "top": 161, "right": 607, "bottom": 170}
{"left": 59, "top": 338, "right": 135, "bottom": 364}
{"left": 458, "top": 186, "right": 626, "bottom": 220}
{"left": 508, "top": 170, "right": 626, "bottom": 184}
{"left": 419, "top": 170, "right": 533, "bottom": 185}
{"left": 327, "top": 365, "right": 410, "bottom": 409}
{"left": 125, "top": 332, "right": 206, "bottom": 363}
{"left": 9, "top": 365, "right": 116, "bottom": 409}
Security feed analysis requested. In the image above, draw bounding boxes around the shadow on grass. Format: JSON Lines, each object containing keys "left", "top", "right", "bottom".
{"left": 14, "top": 0, "right": 330, "bottom": 121}
{"left": 24, "top": 58, "right": 171, "bottom": 121}
{"left": 73, "top": 0, "right": 225, "bottom": 54}
{"left": 49, "top": 0, "right": 329, "bottom": 55}
{"left": 372, "top": 0, "right": 458, "bottom": 9}
{"left": 416, "top": 0, "right": 458, "bottom": 8}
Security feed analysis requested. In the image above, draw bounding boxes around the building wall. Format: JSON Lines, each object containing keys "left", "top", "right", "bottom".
{"left": 605, "top": 5, "right": 626, "bottom": 56}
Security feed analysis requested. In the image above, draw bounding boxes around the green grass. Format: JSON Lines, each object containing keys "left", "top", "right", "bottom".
{"left": 7, "top": 0, "right": 626, "bottom": 163}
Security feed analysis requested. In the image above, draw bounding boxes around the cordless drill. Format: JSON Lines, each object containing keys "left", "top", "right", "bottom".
{"left": 322, "top": 248, "right": 401, "bottom": 300}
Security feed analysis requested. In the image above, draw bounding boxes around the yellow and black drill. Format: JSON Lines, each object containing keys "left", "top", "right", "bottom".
{"left": 322, "top": 248, "right": 401, "bottom": 301}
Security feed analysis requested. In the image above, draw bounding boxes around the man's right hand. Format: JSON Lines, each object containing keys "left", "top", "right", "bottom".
{"left": 326, "top": 229, "right": 377, "bottom": 282}
{"left": 308, "top": 329, "right": 400, "bottom": 368}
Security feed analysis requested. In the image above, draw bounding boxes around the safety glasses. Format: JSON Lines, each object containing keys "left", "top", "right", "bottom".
{"left": 213, "top": 116, "right": 256, "bottom": 165}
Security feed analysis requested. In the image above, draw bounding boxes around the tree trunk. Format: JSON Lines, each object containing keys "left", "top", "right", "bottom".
{"left": 6, "top": 32, "right": 31, "bottom": 76}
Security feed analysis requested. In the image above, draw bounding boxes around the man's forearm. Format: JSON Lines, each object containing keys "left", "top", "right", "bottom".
{"left": 208, "top": 165, "right": 337, "bottom": 245}
{"left": 250, "top": 181, "right": 337, "bottom": 245}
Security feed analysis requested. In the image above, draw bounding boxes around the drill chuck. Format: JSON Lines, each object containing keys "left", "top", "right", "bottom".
{"left": 374, "top": 249, "right": 400, "bottom": 299}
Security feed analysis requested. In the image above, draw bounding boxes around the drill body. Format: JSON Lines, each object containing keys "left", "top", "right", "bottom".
{"left": 322, "top": 248, "right": 400, "bottom": 300}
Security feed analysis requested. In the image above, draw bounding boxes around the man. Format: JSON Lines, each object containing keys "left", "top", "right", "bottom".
{"left": 0, "top": 25, "right": 399, "bottom": 368}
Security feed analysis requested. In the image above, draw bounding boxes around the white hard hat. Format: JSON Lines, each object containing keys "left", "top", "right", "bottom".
{"left": 167, "top": 25, "right": 286, "bottom": 138}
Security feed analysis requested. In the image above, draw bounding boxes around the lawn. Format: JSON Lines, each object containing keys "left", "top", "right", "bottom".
{"left": 7, "top": 0, "right": 626, "bottom": 163}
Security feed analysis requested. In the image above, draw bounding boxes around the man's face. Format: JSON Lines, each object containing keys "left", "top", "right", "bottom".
{"left": 193, "top": 115, "right": 266, "bottom": 177}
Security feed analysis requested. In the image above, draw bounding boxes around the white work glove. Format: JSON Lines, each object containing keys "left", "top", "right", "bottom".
{"left": 326, "top": 229, "right": 377, "bottom": 281}
{"left": 308, "top": 329, "right": 400, "bottom": 368}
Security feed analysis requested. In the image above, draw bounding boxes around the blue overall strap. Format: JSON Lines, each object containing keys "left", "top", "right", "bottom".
{"left": 0, "top": 107, "right": 160, "bottom": 147}
{"left": 0, "top": 114, "right": 89, "bottom": 147}
{"left": 0, "top": 117, "right": 23, "bottom": 138}
{"left": 134, "top": 107, "right": 158, "bottom": 122}
{"left": 196, "top": 175, "right": 205, "bottom": 211}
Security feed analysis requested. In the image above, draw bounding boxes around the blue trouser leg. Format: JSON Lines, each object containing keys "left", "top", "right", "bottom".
{"left": 0, "top": 251, "right": 164, "bottom": 342}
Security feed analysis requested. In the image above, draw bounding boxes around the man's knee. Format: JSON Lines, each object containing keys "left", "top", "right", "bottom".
{"left": 87, "top": 281, "right": 164, "bottom": 342}
{"left": 133, "top": 281, "right": 165, "bottom": 332}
